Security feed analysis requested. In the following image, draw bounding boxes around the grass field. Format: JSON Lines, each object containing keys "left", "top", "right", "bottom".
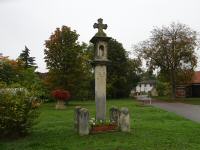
{"left": 154, "top": 96, "right": 200, "bottom": 105}
{"left": 1, "top": 99, "right": 200, "bottom": 150}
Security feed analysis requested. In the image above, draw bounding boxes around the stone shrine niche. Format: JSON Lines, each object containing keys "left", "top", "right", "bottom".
{"left": 96, "top": 41, "right": 107, "bottom": 59}
{"left": 99, "top": 45, "right": 104, "bottom": 57}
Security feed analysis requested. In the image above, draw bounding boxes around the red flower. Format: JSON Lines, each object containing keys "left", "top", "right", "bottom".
{"left": 52, "top": 89, "right": 71, "bottom": 101}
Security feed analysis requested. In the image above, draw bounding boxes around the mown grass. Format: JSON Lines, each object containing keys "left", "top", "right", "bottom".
{"left": 1, "top": 99, "right": 200, "bottom": 150}
{"left": 153, "top": 96, "right": 200, "bottom": 105}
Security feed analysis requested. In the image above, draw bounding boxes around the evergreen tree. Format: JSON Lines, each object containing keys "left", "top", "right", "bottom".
{"left": 18, "top": 46, "right": 36, "bottom": 69}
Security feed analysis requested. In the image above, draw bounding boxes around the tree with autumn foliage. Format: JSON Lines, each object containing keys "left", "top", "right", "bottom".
{"left": 44, "top": 26, "right": 92, "bottom": 99}
{"left": 134, "top": 23, "right": 199, "bottom": 99}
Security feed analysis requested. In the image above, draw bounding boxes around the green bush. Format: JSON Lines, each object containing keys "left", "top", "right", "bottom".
{"left": 0, "top": 89, "right": 39, "bottom": 138}
{"left": 156, "top": 81, "right": 171, "bottom": 96}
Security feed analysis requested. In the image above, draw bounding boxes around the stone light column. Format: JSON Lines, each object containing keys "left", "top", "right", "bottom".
{"left": 90, "top": 18, "right": 111, "bottom": 121}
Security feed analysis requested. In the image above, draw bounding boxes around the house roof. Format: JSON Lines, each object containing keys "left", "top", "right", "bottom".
{"left": 192, "top": 71, "right": 200, "bottom": 84}
{"left": 138, "top": 80, "right": 156, "bottom": 84}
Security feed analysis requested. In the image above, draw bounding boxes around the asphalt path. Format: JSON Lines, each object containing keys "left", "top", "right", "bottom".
{"left": 151, "top": 101, "right": 200, "bottom": 123}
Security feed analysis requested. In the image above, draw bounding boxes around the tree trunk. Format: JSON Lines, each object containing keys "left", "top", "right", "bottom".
{"left": 170, "top": 70, "right": 176, "bottom": 100}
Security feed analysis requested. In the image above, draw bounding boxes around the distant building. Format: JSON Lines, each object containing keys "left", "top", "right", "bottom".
{"left": 130, "top": 80, "right": 158, "bottom": 96}
{"left": 176, "top": 71, "right": 200, "bottom": 98}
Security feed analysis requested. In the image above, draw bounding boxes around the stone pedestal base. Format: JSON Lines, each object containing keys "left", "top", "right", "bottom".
{"left": 55, "top": 100, "right": 66, "bottom": 109}
{"left": 74, "top": 106, "right": 130, "bottom": 135}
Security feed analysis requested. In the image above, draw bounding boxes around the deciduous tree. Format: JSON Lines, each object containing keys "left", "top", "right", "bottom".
{"left": 134, "top": 23, "right": 199, "bottom": 99}
{"left": 44, "top": 26, "right": 91, "bottom": 99}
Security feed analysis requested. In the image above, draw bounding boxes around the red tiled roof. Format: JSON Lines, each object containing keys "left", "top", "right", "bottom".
{"left": 192, "top": 71, "right": 200, "bottom": 84}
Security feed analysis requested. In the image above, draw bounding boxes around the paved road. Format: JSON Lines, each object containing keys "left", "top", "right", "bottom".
{"left": 151, "top": 101, "right": 200, "bottom": 123}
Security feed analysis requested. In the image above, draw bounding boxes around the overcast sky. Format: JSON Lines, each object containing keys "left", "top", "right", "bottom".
{"left": 0, "top": 0, "right": 200, "bottom": 72}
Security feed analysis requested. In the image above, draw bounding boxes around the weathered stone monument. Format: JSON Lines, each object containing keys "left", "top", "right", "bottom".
{"left": 78, "top": 108, "right": 89, "bottom": 136}
{"left": 74, "top": 18, "right": 130, "bottom": 135}
{"left": 74, "top": 106, "right": 81, "bottom": 132}
{"left": 119, "top": 107, "right": 130, "bottom": 132}
{"left": 90, "top": 18, "right": 111, "bottom": 122}
{"left": 109, "top": 106, "right": 120, "bottom": 126}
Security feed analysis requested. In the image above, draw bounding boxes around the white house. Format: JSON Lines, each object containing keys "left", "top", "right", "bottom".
{"left": 134, "top": 80, "right": 158, "bottom": 96}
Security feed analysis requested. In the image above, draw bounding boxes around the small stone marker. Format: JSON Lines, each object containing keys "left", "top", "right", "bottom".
{"left": 109, "top": 106, "right": 119, "bottom": 126}
{"left": 74, "top": 106, "right": 81, "bottom": 132}
{"left": 119, "top": 107, "right": 130, "bottom": 132}
{"left": 78, "top": 108, "right": 89, "bottom": 136}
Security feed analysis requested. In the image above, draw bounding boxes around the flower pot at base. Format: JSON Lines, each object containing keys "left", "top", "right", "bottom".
{"left": 56, "top": 100, "right": 66, "bottom": 109}
{"left": 90, "top": 124, "right": 118, "bottom": 134}
{"left": 51, "top": 89, "right": 70, "bottom": 109}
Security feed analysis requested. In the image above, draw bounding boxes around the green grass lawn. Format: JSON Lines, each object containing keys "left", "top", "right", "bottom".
{"left": 153, "top": 96, "right": 200, "bottom": 105}
{"left": 1, "top": 99, "right": 200, "bottom": 150}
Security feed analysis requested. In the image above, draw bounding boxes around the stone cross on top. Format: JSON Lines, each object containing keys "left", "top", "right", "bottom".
{"left": 93, "top": 18, "right": 107, "bottom": 37}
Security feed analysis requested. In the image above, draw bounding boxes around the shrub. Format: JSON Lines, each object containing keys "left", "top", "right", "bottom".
{"left": 51, "top": 89, "right": 71, "bottom": 101}
{"left": 0, "top": 89, "right": 39, "bottom": 138}
{"left": 156, "top": 81, "right": 171, "bottom": 96}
